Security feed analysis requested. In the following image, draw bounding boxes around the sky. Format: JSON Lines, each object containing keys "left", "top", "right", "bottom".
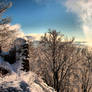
{"left": 3, "top": 0, "right": 92, "bottom": 42}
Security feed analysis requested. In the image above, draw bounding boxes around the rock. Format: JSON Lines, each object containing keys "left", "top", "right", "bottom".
{"left": 0, "top": 37, "right": 30, "bottom": 74}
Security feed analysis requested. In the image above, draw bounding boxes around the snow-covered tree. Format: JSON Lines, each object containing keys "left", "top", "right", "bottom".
{"left": 37, "top": 30, "right": 82, "bottom": 92}
{"left": 11, "top": 38, "right": 30, "bottom": 72}
{"left": 0, "top": 0, "right": 12, "bottom": 50}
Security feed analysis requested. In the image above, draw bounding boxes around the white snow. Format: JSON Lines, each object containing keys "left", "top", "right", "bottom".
{"left": 0, "top": 71, "right": 56, "bottom": 92}
{"left": 0, "top": 38, "right": 56, "bottom": 92}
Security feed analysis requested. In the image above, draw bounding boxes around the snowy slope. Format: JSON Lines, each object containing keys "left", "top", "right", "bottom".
{"left": 0, "top": 56, "right": 55, "bottom": 92}
{"left": 0, "top": 71, "right": 56, "bottom": 92}
{"left": 0, "top": 37, "right": 56, "bottom": 92}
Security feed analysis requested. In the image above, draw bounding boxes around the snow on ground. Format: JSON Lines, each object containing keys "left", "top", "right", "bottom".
{"left": 0, "top": 37, "right": 56, "bottom": 92}
{"left": 0, "top": 54, "right": 55, "bottom": 92}
{"left": 0, "top": 71, "right": 56, "bottom": 92}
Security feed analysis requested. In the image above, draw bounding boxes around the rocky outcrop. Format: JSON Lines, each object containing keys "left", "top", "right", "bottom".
{"left": 0, "top": 38, "right": 30, "bottom": 76}
{"left": 0, "top": 72, "right": 56, "bottom": 92}
{"left": 14, "top": 38, "right": 30, "bottom": 72}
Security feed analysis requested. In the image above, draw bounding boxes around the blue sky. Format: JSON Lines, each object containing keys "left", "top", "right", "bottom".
{"left": 4, "top": 0, "right": 85, "bottom": 41}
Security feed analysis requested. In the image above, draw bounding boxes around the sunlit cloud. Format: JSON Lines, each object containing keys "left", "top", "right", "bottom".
{"left": 9, "top": 24, "right": 24, "bottom": 38}
{"left": 65, "top": 0, "right": 92, "bottom": 46}
{"left": 27, "top": 33, "right": 44, "bottom": 41}
{"left": 3, "top": 24, "right": 25, "bottom": 38}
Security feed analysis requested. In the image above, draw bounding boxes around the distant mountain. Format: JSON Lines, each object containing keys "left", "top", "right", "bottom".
{"left": 25, "top": 35, "right": 90, "bottom": 48}
{"left": 74, "top": 41, "right": 92, "bottom": 49}
{"left": 74, "top": 41, "right": 88, "bottom": 47}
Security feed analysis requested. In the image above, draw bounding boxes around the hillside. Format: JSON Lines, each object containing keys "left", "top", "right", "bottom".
{"left": 0, "top": 72, "right": 56, "bottom": 92}
{"left": 0, "top": 37, "right": 56, "bottom": 92}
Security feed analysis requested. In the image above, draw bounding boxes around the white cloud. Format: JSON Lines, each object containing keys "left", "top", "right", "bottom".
{"left": 27, "top": 33, "right": 44, "bottom": 41}
{"left": 65, "top": 0, "right": 92, "bottom": 46}
{"left": 2, "top": 24, "right": 25, "bottom": 38}
{"left": 9, "top": 24, "right": 25, "bottom": 38}
{"left": 8, "top": 24, "right": 21, "bottom": 31}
